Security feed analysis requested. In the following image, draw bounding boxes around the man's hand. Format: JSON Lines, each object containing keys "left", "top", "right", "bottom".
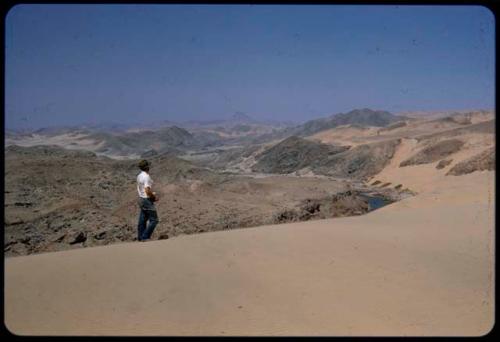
{"left": 152, "top": 192, "right": 159, "bottom": 202}
{"left": 145, "top": 187, "right": 157, "bottom": 202}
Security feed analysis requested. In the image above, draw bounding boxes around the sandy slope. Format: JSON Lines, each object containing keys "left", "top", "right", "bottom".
{"left": 4, "top": 169, "right": 494, "bottom": 336}
{"left": 370, "top": 134, "right": 494, "bottom": 193}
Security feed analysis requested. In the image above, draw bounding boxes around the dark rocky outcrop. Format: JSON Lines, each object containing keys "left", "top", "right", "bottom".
{"left": 69, "top": 232, "right": 87, "bottom": 245}
{"left": 446, "top": 147, "right": 495, "bottom": 176}
{"left": 436, "top": 159, "right": 453, "bottom": 169}
{"left": 251, "top": 136, "right": 349, "bottom": 174}
{"left": 400, "top": 139, "right": 464, "bottom": 167}
{"left": 252, "top": 136, "right": 400, "bottom": 180}
{"left": 315, "top": 139, "right": 401, "bottom": 180}
{"left": 273, "top": 190, "right": 374, "bottom": 224}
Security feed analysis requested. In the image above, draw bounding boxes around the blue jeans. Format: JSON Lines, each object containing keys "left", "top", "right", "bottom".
{"left": 138, "top": 198, "right": 159, "bottom": 240}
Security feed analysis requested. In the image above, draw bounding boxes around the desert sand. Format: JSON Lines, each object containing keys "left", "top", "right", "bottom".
{"left": 4, "top": 168, "right": 494, "bottom": 336}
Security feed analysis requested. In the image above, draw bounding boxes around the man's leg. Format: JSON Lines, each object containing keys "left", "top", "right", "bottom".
{"left": 137, "top": 209, "right": 147, "bottom": 241}
{"left": 141, "top": 209, "right": 159, "bottom": 240}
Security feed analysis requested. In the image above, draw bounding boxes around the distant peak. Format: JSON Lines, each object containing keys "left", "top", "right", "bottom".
{"left": 346, "top": 108, "right": 391, "bottom": 115}
{"left": 231, "top": 112, "right": 256, "bottom": 123}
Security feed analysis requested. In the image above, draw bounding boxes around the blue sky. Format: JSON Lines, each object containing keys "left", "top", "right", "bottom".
{"left": 5, "top": 4, "right": 495, "bottom": 129}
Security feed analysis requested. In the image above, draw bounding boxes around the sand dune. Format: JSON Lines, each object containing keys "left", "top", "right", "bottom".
{"left": 4, "top": 170, "right": 494, "bottom": 336}
{"left": 371, "top": 134, "right": 494, "bottom": 193}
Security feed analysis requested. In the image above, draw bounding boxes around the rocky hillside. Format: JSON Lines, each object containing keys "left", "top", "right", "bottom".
{"left": 87, "top": 126, "right": 199, "bottom": 156}
{"left": 191, "top": 145, "right": 264, "bottom": 171}
{"left": 6, "top": 145, "right": 398, "bottom": 257}
{"left": 251, "top": 136, "right": 349, "bottom": 174}
{"left": 446, "top": 147, "right": 495, "bottom": 176}
{"left": 315, "top": 139, "right": 402, "bottom": 179}
{"left": 400, "top": 139, "right": 465, "bottom": 167}
{"left": 3, "top": 145, "right": 226, "bottom": 256}
{"left": 250, "top": 135, "right": 401, "bottom": 180}
{"left": 290, "top": 108, "right": 406, "bottom": 137}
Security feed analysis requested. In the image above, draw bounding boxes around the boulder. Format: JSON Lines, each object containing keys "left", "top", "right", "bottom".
{"left": 69, "top": 232, "right": 87, "bottom": 245}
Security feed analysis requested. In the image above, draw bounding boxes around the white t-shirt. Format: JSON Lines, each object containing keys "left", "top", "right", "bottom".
{"left": 137, "top": 171, "right": 153, "bottom": 198}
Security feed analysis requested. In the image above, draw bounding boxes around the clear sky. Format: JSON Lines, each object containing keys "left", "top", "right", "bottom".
{"left": 5, "top": 4, "right": 495, "bottom": 130}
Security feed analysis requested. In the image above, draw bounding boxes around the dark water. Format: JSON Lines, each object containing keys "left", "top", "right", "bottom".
{"left": 362, "top": 195, "right": 393, "bottom": 211}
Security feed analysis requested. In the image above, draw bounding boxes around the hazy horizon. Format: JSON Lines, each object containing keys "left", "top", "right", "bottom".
{"left": 5, "top": 4, "right": 495, "bottom": 130}
{"left": 4, "top": 106, "right": 495, "bottom": 132}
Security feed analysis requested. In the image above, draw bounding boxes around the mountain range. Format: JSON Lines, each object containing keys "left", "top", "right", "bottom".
{"left": 5, "top": 108, "right": 409, "bottom": 158}
{"left": 289, "top": 108, "right": 407, "bottom": 137}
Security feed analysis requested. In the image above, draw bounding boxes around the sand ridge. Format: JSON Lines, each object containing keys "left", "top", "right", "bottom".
{"left": 370, "top": 139, "right": 494, "bottom": 193}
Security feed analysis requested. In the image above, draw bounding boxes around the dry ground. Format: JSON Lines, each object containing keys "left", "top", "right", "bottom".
{"left": 4, "top": 110, "right": 495, "bottom": 336}
{"left": 4, "top": 170, "right": 494, "bottom": 336}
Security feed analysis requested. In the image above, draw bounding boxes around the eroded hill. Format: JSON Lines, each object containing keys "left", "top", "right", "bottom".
{"left": 5, "top": 145, "right": 405, "bottom": 257}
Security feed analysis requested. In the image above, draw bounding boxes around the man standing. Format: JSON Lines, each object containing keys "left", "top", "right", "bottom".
{"left": 137, "top": 159, "right": 159, "bottom": 241}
